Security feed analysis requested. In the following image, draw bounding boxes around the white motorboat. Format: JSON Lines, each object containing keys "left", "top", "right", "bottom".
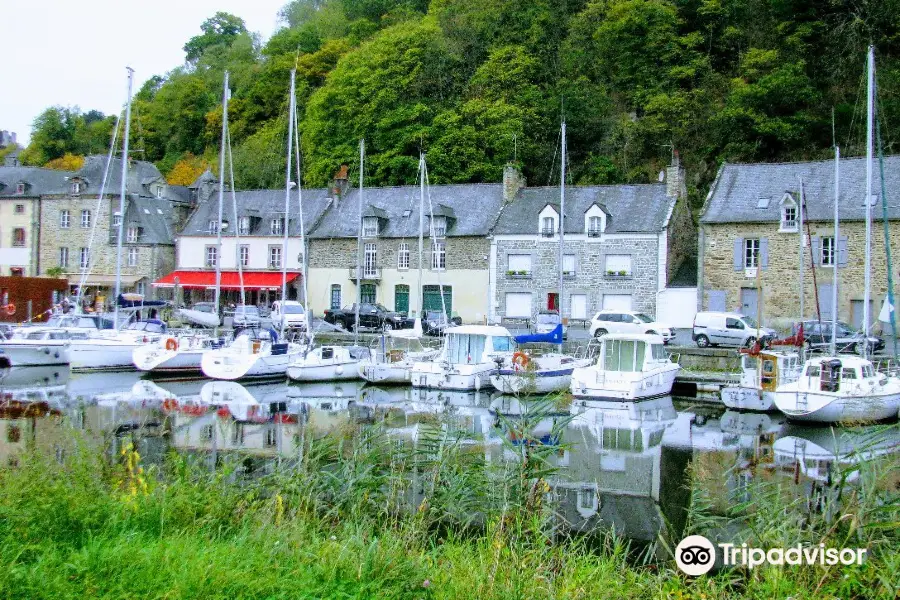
{"left": 133, "top": 331, "right": 226, "bottom": 374}
{"left": 721, "top": 349, "right": 802, "bottom": 412}
{"left": 287, "top": 345, "right": 370, "bottom": 382}
{"left": 410, "top": 325, "right": 516, "bottom": 391}
{"left": 201, "top": 330, "right": 302, "bottom": 381}
{"left": 69, "top": 320, "right": 168, "bottom": 371}
{"left": 0, "top": 328, "right": 85, "bottom": 366}
{"left": 490, "top": 352, "right": 594, "bottom": 394}
{"left": 772, "top": 356, "right": 900, "bottom": 423}
{"left": 570, "top": 334, "right": 680, "bottom": 401}
{"left": 358, "top": 330, "right": 439, "bottom": 384}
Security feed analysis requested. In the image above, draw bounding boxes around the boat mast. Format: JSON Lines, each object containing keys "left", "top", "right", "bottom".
{"left": 291, "top": 81, "right": 310, "bottom": 341}
{"left": 213, "top": 72, "right": 228, "bottom": 327}
{"left": 798, "top": 177, "right": 805, "bottom": 327}
{"left": 113, "top": 67, "right": 134, "bottom": 329}
{"left": 417, "top": 153, "right": 425, "bottom": 325}
{"left": 281, "top": 69, "right": 296, "bottom": 336}
{"left": 354, "top": 139, "right": 364, "bottom": 345}
{"left": 863, "top": 45, "right": 874, "bottom": 357}
{"left": 557, "top": 121, "right": 566, "bottom": 349}
{"left": 832, "top": 147, "right": 840, "bottom": 355}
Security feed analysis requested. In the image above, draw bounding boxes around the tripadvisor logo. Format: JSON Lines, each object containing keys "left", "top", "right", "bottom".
{"left": 675, "top": 535, "right": 868, "bottom": 576}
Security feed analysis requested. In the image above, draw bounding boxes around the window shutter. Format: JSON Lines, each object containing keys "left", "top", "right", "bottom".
{"left": 733, "top": 238, "right": 743, "bottom": 271}
{"left": 837, "top": 236, "right": 848, "bottom": 267}
{"left": 811, "top": 236, "right": 821, "bottom": 266}
{"left": 760, "top": 238, "right": 769, "bottom": 269}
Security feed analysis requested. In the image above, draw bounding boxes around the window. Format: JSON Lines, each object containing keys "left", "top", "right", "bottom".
{"left": 821, "top": 236, "right": 835, "bottom": 267}
{"left": 431, "top": 241, "right": 446, "bottom": 270}
{"left": 238, "top": 216, "right": 250, "bottom": 235}
{"left": 14, "top": 204, "right": 24, "bottom": 214}
{"left": 239, "top": 245, "right": 249, "bottom": 267}
{"left": 126, "top": 226, "right": 138, "bottom": 243}
{"left": 361, "top": 283, "right": 376, "bottom": 304}
{"left": 265, "top": 427, "right": 277, "bottom": 448}
{"left": 205, "top": 246, "right": 217, "bottom": 267}
{"left": 563, "top": 254, "right": 576, "bottom": 277}
{"left": 431, "top": 216, "right": 447, "bottom": 237}
{"left": 605, "top": 255, "right": 632, "bottom": 276}
{"left": 81, "top": 209, "right": 91, "bottom": 228}
{"left": 507, "top": 254, "right": 531, "bottom": 275}
{"left": 269, "top": 246, "right": 282, "bottom": 269}
{"left": 578, "top": 488, "right": 595, "bottom": 511}
{"left": 7, "top": 424, "right": 21, "bottom": 443}
{"left": 156, "top": 186, "right": 163, "bottom": 198}
{"left": 15, "top": 183, "right": 25, "bottom": 195}
{"left": 112, "top": 212, "right": 121, "bottom": 227}
{"left": 725, "top": 318, "right": 744, "bottom": 330}
{"left": 202, "top": 424, "right": 214, "bottom": 441}
{"left": 59, "top": 210, "right": 71, "bottom": 228}
{"left": 588, "top": 215, "right": 602, "bottom": 236}
{"left": 80, "top": 247, "right": 90, "bottom": 269}
{"left": 744, "top": 238, "right": 760, "bottom": 268}
{"left": 135, "top": 281, "right": 146, "bottom": 296}
{"left": 270, "top": 218, "right": 283, "bottom": 235}
{"left": 208, "top": 220, "right": 219, "bottom": 234}
{"left": 127, "top": 247, "right": 138, "bottom": 267}
{"left": 10, "top": 267, "right": 23, "bottom": 277}
{"left": 781, "top": 204, "right": 797, "bottom": 231}
{"left": 364, "top": 242, "right": 377, "bottom": 277}
{"left": 11, "top": 228, "right": 25, "bottom": 247}
{"left": 398, "top": 242, "right": 410, "bottom": 269}
{"left": 330, "top": 284, "right": 341, "bottom": 310}
{"left": 70, "top": 181, "right": 82, "bottom": 194}
{"left": 362, "top": 217, "right": 379, "bottom": 237}
{"left": 541, "top": 216, "right": 555, "bottom": 236}
{"left": 59, "top": 247, "right": 69, "bottom": 268}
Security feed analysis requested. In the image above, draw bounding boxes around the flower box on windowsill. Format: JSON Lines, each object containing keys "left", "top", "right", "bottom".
{"left": 506, "top": 270, "right": 532, "bottom": 279}
{"left": 604, "top": 271, "right": 632, "bottom": 280}
{"left": 563, "top": 271, "right": 576, "bottom": 279}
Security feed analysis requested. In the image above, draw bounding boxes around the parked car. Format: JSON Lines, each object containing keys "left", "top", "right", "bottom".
{"left": 421, "top": 310, "right": 462, "bottom": 336}
{"left": 231, "top": 305, "right": 261, "bottom": 328}
{"left": 324, "top": 303, "right": 411, "bottom": 332}
{"left": 589, "top": 310, "right": 674, "bottom": 343}
{"left": 797, "top": 320, "right": 884, "bottom": 354}
{"left": 692, "top": 311, "right": 776, "bottom": 348}
{"left": 271, "top": 300, "right": 306, "bottom": 330}
{"left": 532, "top": 310, "right": 567, "bottom": 340}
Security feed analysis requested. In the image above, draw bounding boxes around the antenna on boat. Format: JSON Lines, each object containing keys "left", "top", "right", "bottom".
{"left": 113, "top": 66, "right": 134, "bottom": 330}
{"left": 214, "top": 71, "right": 229, "bottom": 332}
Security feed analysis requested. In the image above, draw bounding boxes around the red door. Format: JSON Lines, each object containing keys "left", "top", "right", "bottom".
{"left": 547, "top": 293, "right": 558, "bottom": 311}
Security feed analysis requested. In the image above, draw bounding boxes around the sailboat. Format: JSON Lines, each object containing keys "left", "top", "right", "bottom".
{"left": 201, "top": 70, "right": 304, "bottom": 381}
{"left": 773, "top": 47, "right": 900, "bottom": 423}
{"left": 490, "top": 122, "right": 592, "bottom": 394}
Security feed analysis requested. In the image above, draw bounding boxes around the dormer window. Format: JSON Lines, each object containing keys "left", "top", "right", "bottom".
{"left": 156, "top": 185, "right": 163, "bottom": 198}
{"left": 362, "top": 217, "right": 379, "bottom": 237}
{"left": 126, "top": 226, "right": 139, "bottom": 243}
{"left": 588, "top": 216, "right": 602, "bottom": 237}
{"left": 541, "top": 216, "right": 555, "bottom": 237}
{"left": 270, "top": 218, "right": 284, "bottom": 236}
{"left": 71, "top": 181, "right": 82, "bottom": 195}
{"left": 238, "top": 216, "right": 250, "bottom": 235}
{"left": 779, "top": 194, "right": 798, "bottom": 232}
{"left": 208, "top": 220, "right": 219, "bottom": 234}
{"left": 112, "top": 212, "right": 121, "bottom": 227}
{"left": 431, "top": 216, "right": 447, "bottom": 237}
{"left": 584, "top": 204, "right": 607, "bottom": 238}
{"left": 15, "top": 183, "right": 25, "bottom": 195}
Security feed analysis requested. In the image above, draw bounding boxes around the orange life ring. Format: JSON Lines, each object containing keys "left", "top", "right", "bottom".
{"left": 5, "top": 303, "right": 15, "bottom": 316}
{"left": 165, "top": 338, "right": 178, "bottom": 351}
{"left": 512, "top": 351, "right": 530, "bottom": 370}
{"left": 162, "top": 398, "right": 178, "bottom": 412}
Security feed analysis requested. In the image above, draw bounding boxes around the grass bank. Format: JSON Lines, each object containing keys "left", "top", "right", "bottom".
{"left": 0, "top": 419, "right": 896, "bottom": 599}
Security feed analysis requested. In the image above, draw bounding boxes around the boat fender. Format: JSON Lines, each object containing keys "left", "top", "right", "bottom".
{"left": 165, "top": 338, "right": 178, "bottom": 351}
{"left": 475, "top": 375, "right": 481, "bottom": 391}
{"left": 42, "top": 347, "right": 50, "bottom": 355}
{"left": 336, "top": 365, "right": 344, "bottom": 375}
{"left": 54, "top": 351, "right": 60, "bottom": 359}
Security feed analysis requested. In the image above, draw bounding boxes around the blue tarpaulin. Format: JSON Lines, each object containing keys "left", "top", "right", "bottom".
{"left": 514, "top": 324, "right": 563, "bottom": 345}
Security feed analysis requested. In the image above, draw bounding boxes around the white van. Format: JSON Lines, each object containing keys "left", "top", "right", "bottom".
{"left": 271, "top": 301, "right": 307, "bottom": 330}
{"left": 692, "top": 312, "right": 776, "bottom": 348}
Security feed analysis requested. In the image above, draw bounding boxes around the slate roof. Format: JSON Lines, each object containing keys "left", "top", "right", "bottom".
{"left": 189, "top": 169, "right": 217, "bottom": 189}
{"left": 123, "top": 195, "right": 181, "bottom": 245}
{"left": 309, "top": 184, "right": 504, "bottom": 238}
{"left": 0, "top": 166, "right": 74, "bottom": 196}
{"left": 167, "top": 185, "right": 191, "bottom": 203}
{"left": 492, "top": 184, "right": 674, "bottom": 234}
{"left": 182, "top": 188, "right": 333, "bottom": 236}
{"left": 75, "top": 155, "right": 164, "bottom": 196}
{"left": 701, "top": 155, "right": 900, "bottom": 224}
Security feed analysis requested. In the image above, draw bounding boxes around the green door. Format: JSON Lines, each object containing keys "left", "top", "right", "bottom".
{"left": 395, "top": 284, "right": 409, "bottom": 314}
{"left": 422, "top": 285, "right": 452, "bottom": 316}
{"left": 360, "top": 283, "right": 376, "bottom": 304}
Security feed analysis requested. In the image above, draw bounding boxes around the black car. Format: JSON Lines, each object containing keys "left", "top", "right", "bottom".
{"left": 797, "top": 320, "right": 885, "bottom": 354}
{"left": 421, "top": 310, "right": 462, "bottom": 336}
{"left": 324, "top": 303, "right": 412, "bottom": 332}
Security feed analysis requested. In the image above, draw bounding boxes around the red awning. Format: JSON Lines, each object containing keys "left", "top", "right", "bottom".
{"left": 153, "top": 270, "right": 301, "bottom": 290}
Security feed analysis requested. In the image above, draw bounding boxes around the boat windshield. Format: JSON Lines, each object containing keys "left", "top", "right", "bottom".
{"left": 492, "top": 336, "right": 515, "bottom": 352}
{"left": 650, "top": 343, "right": 667, "bottom": 360}
{"left": 446, "top": 333, "right": 486, "bottom": 364}
{"left": 604, "top": 339, "right": 646, "bottom": 372}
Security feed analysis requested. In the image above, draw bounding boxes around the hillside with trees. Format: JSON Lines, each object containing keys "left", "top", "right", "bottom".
{"left": 20, "top": 0, "right": 900, "bottom": 206}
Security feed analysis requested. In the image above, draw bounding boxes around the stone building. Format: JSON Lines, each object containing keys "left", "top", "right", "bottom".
{"left": 157, "top": 181, "right": 332, "bottom": 307}
{"left": 0, "top": 166, "right": 73, "bottom": 276}
{"left": 37, "top": 155, "right": 191, "bottom": 300}
{"left": 698, "top": 155, "right": 900, "bottom": 329}
{"left": 306, "top": 176, "right": 504, "bottom": 323}
{"left": 489, "top": 162, "right": 695, "bottom": 324}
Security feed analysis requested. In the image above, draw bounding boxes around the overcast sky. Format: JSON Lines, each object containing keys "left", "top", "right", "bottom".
{"left": 3, "top": 0, "right": 288, "bottom": 146}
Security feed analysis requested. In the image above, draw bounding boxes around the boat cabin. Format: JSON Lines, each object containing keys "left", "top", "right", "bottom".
{"left": 801, "top": 356, "right": 878, "bottom": 393}
{"left": 597, "top": 334, "right": 669, "bottom": 373}
{"left": 739, "top": 351, "right": 801, "bottom": 391}
{"left": 443, "top": 325, "right": 515, "bottom": 365}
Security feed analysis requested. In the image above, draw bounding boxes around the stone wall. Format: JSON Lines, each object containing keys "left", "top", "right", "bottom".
{"left": 494, "top": 236, "right": 661, "bottom": 318}
{"left": 701, "top": 220, "right": 900, "bottom": 329}
{"left": 666, "top": 192, "right": 697, "bottom": 284}
{"left": 308, "top": 236, "right": 489, "bottom": 271}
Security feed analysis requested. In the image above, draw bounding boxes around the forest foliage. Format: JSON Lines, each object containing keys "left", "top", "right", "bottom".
{"left": 20, "top": 0, "right": 900, "bottom": 204}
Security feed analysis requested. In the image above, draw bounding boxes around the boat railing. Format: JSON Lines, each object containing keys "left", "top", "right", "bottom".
{"left": 874, "top": 358, "right": 900, "bottom": 377}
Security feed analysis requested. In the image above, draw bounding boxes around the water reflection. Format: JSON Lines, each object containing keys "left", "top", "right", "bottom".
{"left": 0, "top": 370, "right": 896, "bottom": 545}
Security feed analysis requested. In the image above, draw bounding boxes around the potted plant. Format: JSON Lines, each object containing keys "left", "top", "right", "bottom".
{"left": 618, "top": 270, "right": 627, "bottom": 276}
{"left": 606, "top": 269, "right": 616, "bottom": 276}
{"left": 518, "top": 270, "right": 527, "bottom": 276}
{"left": 506, "top": 270, "right": 515, "bottom": 276}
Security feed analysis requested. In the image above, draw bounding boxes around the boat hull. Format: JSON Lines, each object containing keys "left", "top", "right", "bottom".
{"left": 70, "top": 341, "right": 143, "bottom": 371}
{"left": 720, "top": 386, "right": 778, "bottom": 412}
{"left": 359, "top": 362, "right": 412, "bottom": 384}
{"left": 0, "top": 342, "right": 69, "bottom": 367}
{"left": 201, "top": 349, "right": 295, "bottom": 380}
{"left": 772, "top": 389, "right": 900, "bottom": 423}
{"left": 287, "top": 360, "right": 362, "bottom": 382}
{"left": 570, "top": 364, "right": 680, "bottom": 401}
{"left": 410, "top": 363, "right": 495, "bottom": 391}
{"left": 490, "top": 369, "right": 572, "bottom": 394}
{"left": 133, "top": 346, "right": 205, "bottom": 374}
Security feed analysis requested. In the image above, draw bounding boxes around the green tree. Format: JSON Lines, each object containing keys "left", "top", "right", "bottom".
{"left": 184, "top": 12, "right": 249, "bottom": 62}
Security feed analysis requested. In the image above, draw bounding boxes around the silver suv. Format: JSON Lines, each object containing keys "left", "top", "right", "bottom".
{"left": 589, "top": 310, "right": 674, "bottom": 343}
{"left": 232, "top": 305, "right": 261, "bottom": 328}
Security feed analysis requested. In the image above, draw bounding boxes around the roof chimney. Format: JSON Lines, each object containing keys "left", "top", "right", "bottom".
{"left": 503, "top": 163, "right": 525, "bottom": 203}
{"left": 332, "top": 164, "right": 350, "bottom": 200}
{"left": 666, "top": 150, "right": 684, "bottom": 198}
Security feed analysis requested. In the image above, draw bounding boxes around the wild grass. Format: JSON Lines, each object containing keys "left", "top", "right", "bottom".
{"left": 0, "top": 410, "right": 896, "bottom": 599}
